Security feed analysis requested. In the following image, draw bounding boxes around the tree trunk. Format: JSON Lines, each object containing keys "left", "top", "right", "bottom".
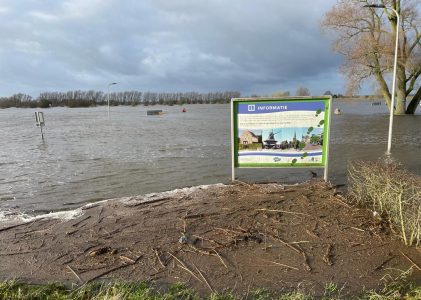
{"left": 395, "top": 62, "right": 407, "bottom": 114}
{"left": 406, "top": 87, "right": 421, "bottom": 114}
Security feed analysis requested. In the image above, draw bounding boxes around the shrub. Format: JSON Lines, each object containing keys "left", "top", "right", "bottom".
{"left": 348, "top": 161, "right": 421, "bottom": 246}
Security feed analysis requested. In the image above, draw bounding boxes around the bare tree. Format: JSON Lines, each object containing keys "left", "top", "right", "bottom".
{"left": 296, "top": 86, "right": 311, "bottom": 96}
{"left": 322, "top": 0, "right": 421, "bottom": 114}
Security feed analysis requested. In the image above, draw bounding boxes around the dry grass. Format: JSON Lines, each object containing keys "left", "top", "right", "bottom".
{"left": 348, "top": 161, "right": 421, "bottom": 247}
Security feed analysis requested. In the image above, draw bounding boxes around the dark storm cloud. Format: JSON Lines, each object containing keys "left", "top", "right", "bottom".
{"left": 0, "top": 0, "right": 342, "bottom": 96}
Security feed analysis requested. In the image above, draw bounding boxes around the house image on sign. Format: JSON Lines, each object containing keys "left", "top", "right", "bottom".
{"left": 239, "top": 130, "right": 262, "bottom": 149}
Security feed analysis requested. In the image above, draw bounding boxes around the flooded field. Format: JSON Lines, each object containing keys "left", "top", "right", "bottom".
{"left": 0, "top": 100, "right": 420, "bottom": 217}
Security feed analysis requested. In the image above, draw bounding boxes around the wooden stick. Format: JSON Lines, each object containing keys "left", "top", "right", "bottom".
{"left": 120, "top": 255, "right": 136, "bottom": 264}
{"left": 329, "top": 195, "right": 351, "bottom": 208}
{"left": 400, "top": 251, "right": 421, "bottom": 271}
{"left": 124, "top": 197, "right": 171, "bottom": 207}
{"left": 97, "top": 206, "right": 104, "bottom": 222}
{"left": 188, "top": 244, "right": 214, "bottom": 256}
{"left": 213, "top": 250, "right": 228, "bottom": 269}
{"left": 265, "top": 206, "right": 300, "bottom": 215}
{"left": 267, "top": 234, "right": 301, "bottom": 254}
{"left": 153, "top": 248, "right": 166, "bottom": 268}
{"left": 349, "top": 227, "right": 366, "bottom": 232}
{"left": 193, "top": 262, "right": 214, "bottom": 293}
{"left": 305, "top": 229, "right": 319, "bottom": 239}
{"left": 71, "top": 216, "right": 91, "bottom": 227}
{"left": 373, "top": 255, "right": 396, "bottom": 271}
{"left": 286, "top": 241, "right": 310, "bottom": 245}
{"left": 256, "top": 209, "right": 310, "bottom": 216}
{"left": 53, "top": 252, "right": 69, "bottom": 261}
{"left": 67, "top": 265, "right": 83, "bottom": 283}
{"left": 302, "top": 251, "right": 312, "bottom": 272}
{"left": 0, "top": 222, "right": 29, "bottom": 233}
{"left": 167, "top": 252, "right": 203, "bottom": 284}
{"left": 323, "top": 244, "right": 334, "bottom": 266}
{"left": 259, "top": 259, "right": 299, "bottom": 270}
{"left": 86, "top": 255, "right": 143, "bottom": 283}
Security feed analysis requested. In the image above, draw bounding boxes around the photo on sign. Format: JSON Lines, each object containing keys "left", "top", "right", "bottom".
{"left": 234, "top": 100, "right": 329, "bottom": 167}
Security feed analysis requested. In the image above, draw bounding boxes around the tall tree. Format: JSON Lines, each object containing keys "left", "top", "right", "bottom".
{"left": 322, "top": 0, "right": 421, "bottom": 114}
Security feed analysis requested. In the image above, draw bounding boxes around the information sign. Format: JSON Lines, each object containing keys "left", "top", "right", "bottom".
{"left": 231, "top": 97, "right": 332, "bottom": 180}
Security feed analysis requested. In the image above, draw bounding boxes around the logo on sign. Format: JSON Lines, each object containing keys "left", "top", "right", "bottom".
{"left": 248, "top": 105, "right": 255, "bottom": 112}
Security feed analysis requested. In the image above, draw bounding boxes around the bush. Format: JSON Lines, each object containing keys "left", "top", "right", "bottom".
{"left": 348, "top": 161, "right": 421, "bottom": 246}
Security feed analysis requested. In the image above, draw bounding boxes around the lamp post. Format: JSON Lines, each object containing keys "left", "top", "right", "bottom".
{"left": 107, "top": 82, "right": 117, "bottom": 117}
{"left": 363, "top": 4, "right": 400, "bottom": 156}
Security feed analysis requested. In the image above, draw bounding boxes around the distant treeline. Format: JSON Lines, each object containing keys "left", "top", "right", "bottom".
{"left": 0, "top": 90, "right": 241, "bottom": 109}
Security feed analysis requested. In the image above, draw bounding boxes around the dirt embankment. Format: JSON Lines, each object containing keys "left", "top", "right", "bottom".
{"left": 0, "top": 181, "right": 420, "bottom": 297}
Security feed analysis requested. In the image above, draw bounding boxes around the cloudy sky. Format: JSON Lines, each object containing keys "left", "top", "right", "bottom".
{"left": 0, "top": 0, "right": 345, "bottom": 97}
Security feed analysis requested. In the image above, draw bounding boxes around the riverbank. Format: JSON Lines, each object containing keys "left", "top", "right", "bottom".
{"left": 0, "top": 181, "right": 420, "bottom": 298}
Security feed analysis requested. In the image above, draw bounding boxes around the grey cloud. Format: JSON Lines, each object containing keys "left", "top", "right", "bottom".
{"left": 0, "top": 0, "right": 343, "bottom": 96}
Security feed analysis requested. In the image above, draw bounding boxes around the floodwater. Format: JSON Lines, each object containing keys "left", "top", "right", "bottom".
{"left": 0, "top": 100, "right": 420, "bottom": 217}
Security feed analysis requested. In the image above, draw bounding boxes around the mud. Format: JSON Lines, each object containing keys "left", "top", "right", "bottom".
{"left": 0, "top": 181, "right": 420, "bottom": 297}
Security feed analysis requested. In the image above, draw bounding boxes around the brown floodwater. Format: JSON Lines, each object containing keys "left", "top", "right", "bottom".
{"left": 0, "top": 99, "right": 419, "bottom": 217}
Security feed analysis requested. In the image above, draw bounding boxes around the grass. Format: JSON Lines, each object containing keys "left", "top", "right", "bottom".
{"left": 348, "top": 161, "right": 421, "bottom": 246}
{"left": 0, "top": 277, "right": 420, "bottom": 300}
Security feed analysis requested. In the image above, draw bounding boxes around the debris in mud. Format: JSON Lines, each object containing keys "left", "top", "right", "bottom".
{"left": 0, "top": 181, "right": 419, "bottom": 297}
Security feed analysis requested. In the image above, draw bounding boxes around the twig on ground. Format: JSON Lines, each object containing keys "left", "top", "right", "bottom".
{"left": 67, "top": 265, "right": 83, "bottom": 284}
{"left": 53, "top": 252, "right": 70, "bottom": 262}
{"left": 86, "top": 254, "right": 143, "bottom": 283}
{"left": 188, "top": 244, "right": 215, "bottom": 256}
{"left": 123, "top": 197, "right": 171, "bottom": 207}
{"left": 192, "top": 262, "right": 214, "bottom": 292}
{"left": 373, "top": 255, "right": 396, "bottom": 271}
{"left": 97, "top": 206, "right": 104, "bottom": 222}
{"left": 153, "top": 248, "right": 166, "bottom": 268}
{"left": 267, "top": 234, "right": 301, "bottom": 254}
{"left": 349, "top": 226, "right": 366, "bottom": 232}
{"left": 213, "top": 250, "right": 228, "bottom": 269}
{"left": 400, "top": 251, "right": 421, "bottom": 271}
{"left": 305, "top": 229, "right": 319, "bottom": 239}
{"left": 323, "top": 244, "right": 334, "bottom": 266}
{"left": 256, "top": 209, "right": 310, "bottom": 216}
{"left": 168, "top": 252, "right": 203, "bottom": 284}
{"left": 120, "top": 255, "right": 136, "bottom": 264}
{"left": 0, "top": 222, "right": 29, "bottom": 233}
{"left": 259, "top": 259, "right": 299, "bottom": 270}
{"left": 71, "top": 216, "right": 91, "bottom": 227}
{"left": 66, "top": 229, "right": 79, "bottom": 236}
{"left": 301, "top": 251, "right": 312, "bottom": 272}
{"left": 330, "top": 194, "right": 351, "bottom": 208}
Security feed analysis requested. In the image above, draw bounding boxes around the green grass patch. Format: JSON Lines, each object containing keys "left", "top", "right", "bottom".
{"left": 0, "top": 277, "right": 420, "bottom": 300}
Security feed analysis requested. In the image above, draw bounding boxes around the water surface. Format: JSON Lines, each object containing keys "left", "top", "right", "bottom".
{"left": 0, "top": 100, "right": 419, "bottom": 216}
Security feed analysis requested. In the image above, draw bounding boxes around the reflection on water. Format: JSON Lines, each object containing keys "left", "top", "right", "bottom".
{"left": 0, "top": 99, "right": 420, "bottom": 216}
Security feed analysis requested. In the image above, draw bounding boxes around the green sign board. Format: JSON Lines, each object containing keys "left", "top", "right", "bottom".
{"left": 231, "top": 97, "right": 332, "bottom": 180}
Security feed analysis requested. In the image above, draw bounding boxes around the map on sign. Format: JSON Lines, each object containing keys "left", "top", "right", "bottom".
{"left": 232, "top": 98, "right": 331, "bottom": 168}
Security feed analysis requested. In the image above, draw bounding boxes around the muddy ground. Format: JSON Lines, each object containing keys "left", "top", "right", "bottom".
{"left": 0, "top": 181, "right": 420, "bottom": 298}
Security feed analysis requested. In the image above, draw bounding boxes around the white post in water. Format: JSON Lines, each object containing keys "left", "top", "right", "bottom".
{"left": 35, "top": 111, "right": 45, "bottom": 140}
{"left": 107, "top": 82, "right": 117, "bottom": 118}
{"left": 364, "top": 4, "right": 400, "bottom": 156}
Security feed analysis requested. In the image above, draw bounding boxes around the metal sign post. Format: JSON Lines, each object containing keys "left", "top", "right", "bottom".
{"left": 35, "top": 111, "right": 45, "bottom": 140}
{"left": 231, "top": 96, "right": 332, "bottom": 182}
